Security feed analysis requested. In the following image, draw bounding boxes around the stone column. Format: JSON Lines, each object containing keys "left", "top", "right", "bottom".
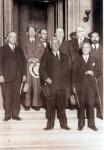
{"left": 0, "top": 0, "right": 3, "bottom": 110}
{"left": 0, "top": 0, "right": 3, "bottom": 46}
{"left": 47, "top": 4, "right": 55, "bottom": 42}
{"left": 57, "top": 0, "right": 63, "bottom": 28}
{"left": 67, "top": 0, "right": 73, "bottom": 40}
{"left": 4, "top": 0, "right": 13, "bottom": 37}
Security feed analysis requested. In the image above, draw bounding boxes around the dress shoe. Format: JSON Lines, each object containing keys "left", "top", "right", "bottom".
{"left": 61, "top": 126, "right": 71, "bottom": 130}
{"left": 3, "top": 117, "right": 11, "bottom": 121}
{"left": 78, "top": 126, "right": 84, "bottom": 131}
{"left": 97, "top": 115, "right": 103, "bottom": 120}
{"left": 25, "top": 106, "right": 30, "bottom": 111}
{"left": 44, "top": 127, "right": 53, "bottom": 130}
{"left": 88, "top": 126, "right": 98, "bottom": 131}
{"left": 31, "top": 106, "right": 40, "bottom": 111}
{"left": 12, "top": 116, "right": 22, "bottom": 121}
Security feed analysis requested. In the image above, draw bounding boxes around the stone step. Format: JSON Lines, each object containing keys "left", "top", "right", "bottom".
{"left": 0, "top": 109, "right": 78, "bottom": 120}
{"left": 0, "top": 147, "right": 103, "bottom": 150}
{"left": 0, "top": 110, "right": 103, "bottom": 150}
{"left": 0, "top": 132, "right": 103, "bottom": 150}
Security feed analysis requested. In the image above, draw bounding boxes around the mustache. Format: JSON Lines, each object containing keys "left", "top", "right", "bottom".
{"left": 92, "top": 40, "right": 98, "bottom": 42}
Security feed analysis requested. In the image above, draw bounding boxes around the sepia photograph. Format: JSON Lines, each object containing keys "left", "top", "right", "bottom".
{"left": 0, "top": 0, "right": 103, "bottom": 150}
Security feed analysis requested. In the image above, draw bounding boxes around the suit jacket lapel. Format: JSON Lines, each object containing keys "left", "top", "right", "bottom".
{"left": 7, "top": 44, "right": 15, "bottom": 54}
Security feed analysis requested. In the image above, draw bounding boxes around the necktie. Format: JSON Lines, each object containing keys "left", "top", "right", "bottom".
{"left": 94, "top": 44, "right": 97, "bottom": 50}
{"left": 85, "top": 56, "right": 88, "bottom": 63}
{"left": 56, "top": 53, "right": 60, "bottom": 61}
{"left": 12, "top": 45, "right": 15, "bottom": 52}
{"left": 30, "top": 39, "right": 34, "bottom": 44}
{"left": 79, "top": 39, "right": 83, "bottom": 49}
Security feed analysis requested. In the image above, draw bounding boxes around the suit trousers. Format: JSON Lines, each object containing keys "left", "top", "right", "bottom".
{"left": 25, "top": 64, "right": 42, "bottom": 107}
{"left": 45, "top": 90, "right": 68, "bottom": 128}
{"left": 78, "top": 104, "right": 95, "bottom": 127}
{"left": 2, "top": 75, "right": 21, "bottom": 118}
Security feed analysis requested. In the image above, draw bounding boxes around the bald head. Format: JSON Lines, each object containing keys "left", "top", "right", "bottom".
{"left": 76, "top": 26, "right": 85, "bottom": 39}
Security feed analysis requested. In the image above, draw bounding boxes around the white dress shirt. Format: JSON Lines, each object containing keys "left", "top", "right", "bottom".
{"left": 53, "top": 50, "right": 60, "bottom": 60}
{"left": 92, "top": 43, "right": 99, "bottom": 49}
{"left": 8, "top": 43, "right": 15, "bottom": 52}
{"left": 83, "top": 54, "right": 89, "bottom": 63}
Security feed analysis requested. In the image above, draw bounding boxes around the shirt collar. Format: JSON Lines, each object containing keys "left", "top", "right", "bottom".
{"left": 78, "top": 37, "right": 84, "bottom": 42}
{"left": 29, "top": 38, "right": 35, "bottom": 43}
{"left": 83, "top": 54, "right": 89, "bottom": 61}
{"left": 92, "top": 43, "right": 99, "bottom": 49}
{"left": 8, "top": 43, "right": 15, "bottom": 50}
{"left": 53, "top": 50, "right": 60, "bottom": 59}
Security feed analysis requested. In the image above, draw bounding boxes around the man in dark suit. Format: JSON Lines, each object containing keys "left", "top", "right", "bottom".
{"left": 69, "top": 26, "right": 89, "bottom": 62}
{"left": 0, "top": 32, "right": 26, "bottom": 121}
{"left": 90, "top": 32, "right": 103, "bottom": 120}
{"left": 69, "top": 27, "right": 90, "bottom": 112}
{"left": 69, "top": 32, "right": 77, "bottom": 40}
{"left": 55, "top": 27, "right": 71, "bottom": 107}
{"left": 39, "top": 37, "right": 70, "bottom": 130}
{"left": 72, "top": 42, "right": 101, "bottom": 131}
{"left": 36, "top": 29, "right": 50, "bottom": 108}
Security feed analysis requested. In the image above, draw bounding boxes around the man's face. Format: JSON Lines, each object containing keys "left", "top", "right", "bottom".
{"left": 77, "top": 29, "right": 85, "bottom": 39}
{"left": 51, "top": 39, "right": 60, "bottom": 52}
{"left": 55, "top": 28, "right": 64, "bottom": 39}
{"left": 91, "top": 33, "right": 100, "bottom": 44}
{"left": 8, "top": 32, "right": 17, "bottom": 45}
{"left": 28, "top": 27, "right": 36, "bottom": 38}
{"left": 40, "top": 30, "right": 47, "bottom": 41}
{"left": 82, "top": 43, "right": 91, "bottom": 55}
{"left": 70, "top": 34, "right": 77, "bottom": 40}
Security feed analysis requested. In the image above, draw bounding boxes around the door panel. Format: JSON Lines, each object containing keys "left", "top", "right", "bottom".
{"left": 18, "top": 1, "right": 47, "bottom": 44}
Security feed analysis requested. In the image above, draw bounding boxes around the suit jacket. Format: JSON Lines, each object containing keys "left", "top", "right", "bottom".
{"left": 90, "top": 43, "right": 103, "bottom": 105}
{"left": 22, "top": 36, "right": 50, "bottom": 62}
{"left": 34, "top": 39, "right": 50, "bottom": 61}
{"left": 72, "top": 55, "right": 101, "bottom": 104}
{"left": 69, "top": 38, "right": 89, "bottom": 62}
{"left": 59, "top": 39, "right": 71, "bottom": 69}
{"left": 0, "top": 44, "right": 26, "bottom": 82}
{"left": 90, "top": 43, "right": 103, "bottom": 75}
{"left": 39, "top": 51, "right": 70, "bottom": 92}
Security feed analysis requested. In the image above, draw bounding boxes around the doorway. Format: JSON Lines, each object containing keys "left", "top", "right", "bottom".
{"left": 13, "top": 0, "right": 55, "bottom": 45}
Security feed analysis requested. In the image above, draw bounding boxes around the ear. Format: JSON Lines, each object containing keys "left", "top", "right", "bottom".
{"left": 39, "top": 33, "right": 41, "bottom": 37}
{"left": 7, "top": 37, "right": 9, "bottom": 41}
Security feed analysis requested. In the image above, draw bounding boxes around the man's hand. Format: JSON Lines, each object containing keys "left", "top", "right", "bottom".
{"left": 85, "top": 70, "right": 94, "bottom": 76}
{"left": 23, "top": 75, "right": 26, "bottom": 82}
{"left": 45, "top": 78, "right": 52, "bottom": 84}
{"left": 0, "top": 76, "right": 5, "bottom": 83}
